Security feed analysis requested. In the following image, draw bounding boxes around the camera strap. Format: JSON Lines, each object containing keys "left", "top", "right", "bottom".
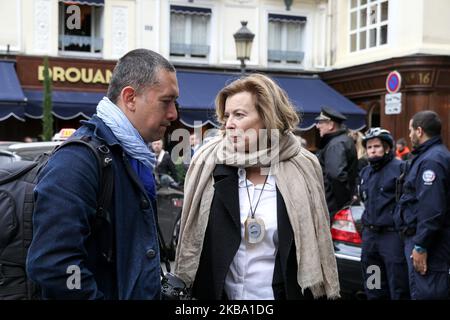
{"left": 157, "top": 221, "right": 192, "bottom": 300}
{"left": 156, "top": 222, "right": 171, "bottom": 275}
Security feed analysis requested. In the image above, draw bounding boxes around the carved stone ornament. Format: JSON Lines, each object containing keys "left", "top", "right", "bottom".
{"left": 34, "top": 0, "right": 51, "bottom": 52}
{"left": 112, "top": 6, "right": 128, "bottom": 58}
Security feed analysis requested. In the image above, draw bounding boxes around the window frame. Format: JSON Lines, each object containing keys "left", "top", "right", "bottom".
{"left": 267, "top": 13, "right": 306, "bottom": 66}
{"left": 58, "top": 2, "right": 103, "bottom": 57}
{"left": 169, "top": 6, "right": 211, "bottom": 62}
{"left": 349, "top": 0, "right": 389, "bottom": 53}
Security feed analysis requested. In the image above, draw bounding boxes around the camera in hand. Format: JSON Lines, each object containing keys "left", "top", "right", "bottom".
{"left": 161, "top": 272, "right": 192, "bottom": 300}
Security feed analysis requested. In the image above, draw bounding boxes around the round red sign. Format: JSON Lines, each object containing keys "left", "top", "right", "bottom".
{"left": 386, "top": 71, "right": 402, "bottom": 94}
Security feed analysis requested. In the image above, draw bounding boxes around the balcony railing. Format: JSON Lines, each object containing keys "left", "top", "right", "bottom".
{"left": 59, "top": 35, "right": 103, "bottom": 53}
{"left": 170, "top": 43, "right": 210, "bottom": 57}
{"left": 268, "top": 50, "right": 304, "bottom": 63}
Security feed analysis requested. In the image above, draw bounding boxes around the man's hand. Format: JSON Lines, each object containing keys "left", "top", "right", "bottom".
{"left": 411, "top": 249, "right": 428, "bottom": 275}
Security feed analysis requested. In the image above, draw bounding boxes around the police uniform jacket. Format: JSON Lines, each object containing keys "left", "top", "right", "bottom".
{"left": 394, "top": 136, "right": 450, "bottom": 251}
{"left": 359, "top": 154, "right": 403, "bottom": 227}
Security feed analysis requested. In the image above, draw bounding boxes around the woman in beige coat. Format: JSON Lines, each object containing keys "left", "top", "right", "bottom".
{"left": 174, "top": 73, "right": 340, "bottom": 300}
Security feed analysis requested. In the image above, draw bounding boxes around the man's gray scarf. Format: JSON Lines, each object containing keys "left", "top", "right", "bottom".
{"left": 96, "top": 97, "right": 156, "bottom": 169}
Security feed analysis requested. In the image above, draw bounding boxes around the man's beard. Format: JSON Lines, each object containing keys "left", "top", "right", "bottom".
{"left": 411, "top": 134, "right": 420, "bottom": 149}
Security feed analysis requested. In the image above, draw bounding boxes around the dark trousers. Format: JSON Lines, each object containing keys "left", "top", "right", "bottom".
{"left": 361, "top": 229, "right": 410, "bottom": 299}
{"left": 404, "top": 237, "right": 449, "bottom": 300}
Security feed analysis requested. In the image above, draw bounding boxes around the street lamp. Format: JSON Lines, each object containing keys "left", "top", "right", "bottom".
{"left": 233, "top": 21, "right": 255, "bottom": 75}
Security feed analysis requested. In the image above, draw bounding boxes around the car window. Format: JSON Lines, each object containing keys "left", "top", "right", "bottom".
{"left": 0, "top": 154, "right": 15, "bottom": 165}
{"left": 0, "top": 141, "right": 21, "bottom": 151}
{"left": 13, "top": 150, "right": 49, "bottom": 161}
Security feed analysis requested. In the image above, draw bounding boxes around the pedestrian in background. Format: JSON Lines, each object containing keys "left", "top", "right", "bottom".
{"left": 182, "top": 133, "right": 201, "bottom": 173}
{"left": 190, "top": 133, "right": 201, "bottom": 156}
{"left": 175, "top": 73, "right": 340, "bottom": 300}
{"left": 151, "top": 139, "right": 179, "bottom": 183}
{"left": 315, "top": 106, "right": 358, "bottom": 217}
{"left": 395, "top": 137, "right": 412, "bottom": 161}
{"left": 395, "top": 110, "right": 450, "bottom": 300}
{"left": 27, "top": 49, "right": 179, "bottom": 299}
{"left": 349, "top": 130, "right": 368, "bottom": 202}
{"left": 349, "top": 130, "right": 369, "bottom": 173}
{"left": 359, "top": 128, "right": 409, "bottom": 300}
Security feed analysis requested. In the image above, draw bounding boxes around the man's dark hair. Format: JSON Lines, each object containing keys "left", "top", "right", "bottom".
{"left": 107, "top": 49, "right": 176, "bottom": 104}
{"left": 396, "top": 138, "right": 406, "bottom": 146}
{"left": 411, "top": 110, "right": 441, "bottom": 138}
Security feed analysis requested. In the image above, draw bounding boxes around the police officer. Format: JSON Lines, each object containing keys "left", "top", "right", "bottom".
{"left": 315, "top": 106, "right": 358, "bottom": 217}
{"left": 395, "top": 111, "right": 450, "bottom": 300}
{"left": 359, "top": 128, "right": 410, "bottom": 299}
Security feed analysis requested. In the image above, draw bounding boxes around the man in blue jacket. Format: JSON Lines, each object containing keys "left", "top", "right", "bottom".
{"left": 26, "top": 49, "right": 179, "bottom": 299}
{"left": 395, "top": 111, "right": 450, "bottom": 300}
{"left": 359, "top": 128, "right": 409, "bottom": 299}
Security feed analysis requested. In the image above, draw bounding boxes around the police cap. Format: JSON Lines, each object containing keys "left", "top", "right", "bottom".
{"left": 315, "top": 106, "right": 347, "bottom": 123}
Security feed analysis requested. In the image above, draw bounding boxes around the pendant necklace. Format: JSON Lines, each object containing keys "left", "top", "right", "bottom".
{"left": 244, "top": 173, "right": 269, "bottom": 244}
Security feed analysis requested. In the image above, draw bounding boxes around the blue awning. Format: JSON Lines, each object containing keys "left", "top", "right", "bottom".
{"left": 20, "top": 72, "right": 366, "bottom": 130}
{"left": 0, "top": 104, "right": 25, "bottom": 122}
{"left": 176, "top": 71, "right": 366, "bottom": 130}
{"left": 24, "top": 90, "right": 105, "bottom": 120}
{"left": 268, "top": 14, "right": 307, "bottom": 23}
{"left": 272, "top": 75, "right": 366, "bottom": 130}
{"left": 60, "top": 0, "right": 104, "bottom": 6}
{"left": 170, "top": 5, "right": 211, "bottom": 15}
{"left": 0, "top": 61, "right": 27, "bottom": 121}
{"left": 177, "top": 71, "right": 239, "bottom": 127}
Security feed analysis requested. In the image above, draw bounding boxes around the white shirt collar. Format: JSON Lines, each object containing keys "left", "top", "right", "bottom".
{"left": 157, "top": 150, "right": 165, "bottom": 164}
{"left": 237, "top": 168, "right": 276, "bottom": 189}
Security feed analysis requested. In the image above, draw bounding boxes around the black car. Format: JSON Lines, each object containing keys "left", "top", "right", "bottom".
{"left": 331, "top": 203, "right": 366, "bottom": 299}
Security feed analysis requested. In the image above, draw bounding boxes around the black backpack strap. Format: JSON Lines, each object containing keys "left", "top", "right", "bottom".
{"left": 395, "top": 159, "right": 411, "bottom": 203}
{"left": 89, "top": 139, "right": 114, "bottom": 263}
{"left": 55, "top": 136, "right": 114, "bottom": 263}
{"left": 75, "top": 137, "right": 114, "bottom": 222}
{"left": 22, "top": 182, "right": 35, "bottom": 252}
{"left": 0, "top": 161, "right": 39, "bottom": 185}
{"left": 157, "top": 222, "right": 171, "bottom": 274}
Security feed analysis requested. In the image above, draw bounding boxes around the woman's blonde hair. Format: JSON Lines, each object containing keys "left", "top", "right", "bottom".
{"left": 348, "top": 130, "right": 367, "bottom": 159}
{"left": 215, "top": 73, "right": 300, "bottom": 133}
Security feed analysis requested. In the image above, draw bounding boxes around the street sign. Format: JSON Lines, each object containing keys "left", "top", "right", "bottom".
{"left": 385, "top": 93, "right": 402, "bottom": 115}
{"left": 386, "top": 71, "right": 402, "bottom": 94}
